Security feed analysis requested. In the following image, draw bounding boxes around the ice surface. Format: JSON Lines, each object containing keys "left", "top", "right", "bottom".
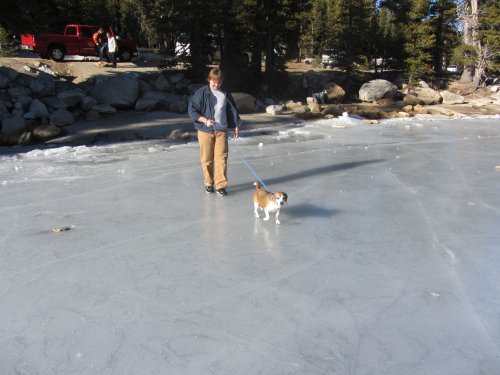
{"left": 1, "top": 116, "right": 500, "bottom": 374}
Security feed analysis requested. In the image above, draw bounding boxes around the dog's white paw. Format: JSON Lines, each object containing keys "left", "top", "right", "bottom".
{"left": 276, "top": 219, "right": 281, "bottom": 225}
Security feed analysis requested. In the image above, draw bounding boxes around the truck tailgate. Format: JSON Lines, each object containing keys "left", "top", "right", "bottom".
{"left": 21, "top": 34, "right": 36, "bottom": 49}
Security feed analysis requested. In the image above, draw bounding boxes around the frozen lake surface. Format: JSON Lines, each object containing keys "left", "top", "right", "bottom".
{"left": 1, "top": 115, "right": 500, "bottom": 374}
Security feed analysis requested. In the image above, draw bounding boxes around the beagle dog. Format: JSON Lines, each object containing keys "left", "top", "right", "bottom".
{"left": 253, "top": 182, "right": 288, "bottom": 224}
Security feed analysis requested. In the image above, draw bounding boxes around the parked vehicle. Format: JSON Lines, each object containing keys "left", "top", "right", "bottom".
{"left": 303, "top": 56, "right": 314, "bottom": 64}
{"left": 372, "top": 57, "right": 399, "bottom": 71}
{"left": 175, "top": 33, "right": 252, "bottom": 64}
{"left": 321, "top": 49, "right": 344, "bottom": 68}
{"left": 21, "top": 24, "right": 139, "bottom": 62}
{"left": 446, "top": 65, "right": 461, "bottom": 73}
{"left": 175, "top": 33, "right": 220, "bottom": 64}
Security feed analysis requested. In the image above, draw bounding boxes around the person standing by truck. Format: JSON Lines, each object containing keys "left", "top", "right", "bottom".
{"left": 106, "top": 32, "right": 117, "bottom": 68}
{"left": 93, "top": 27, "right": 107, "bottom": 61}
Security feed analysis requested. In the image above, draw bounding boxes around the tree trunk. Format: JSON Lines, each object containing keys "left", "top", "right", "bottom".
{"left": 460, "top": 67, "right": 474, "bottom": 83}
{"left": 459, "top": 0, "right": 484, "bottom": 87}
{"left": 264, "top": 29, "right": 275, "bottom": 76}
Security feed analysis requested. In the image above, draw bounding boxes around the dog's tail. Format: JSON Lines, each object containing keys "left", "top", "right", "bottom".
{"left": 254, "top": 181, "right": 261, "bottom": 190}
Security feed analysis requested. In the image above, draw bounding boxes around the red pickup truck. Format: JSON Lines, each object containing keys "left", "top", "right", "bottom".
{"left": 21, "top": 24, "right": 139, "bottom": 62}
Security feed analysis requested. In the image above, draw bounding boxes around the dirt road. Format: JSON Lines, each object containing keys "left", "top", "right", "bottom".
{"left": 0, "top": 51, "right": 161, "bottom": 83}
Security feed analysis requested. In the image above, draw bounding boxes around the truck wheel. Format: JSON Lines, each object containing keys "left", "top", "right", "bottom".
{"left": 119, "top": 49, "right": 132, "bottom": 62}
{"left": 48, "top": 45, "right": 65, "bottom": 61}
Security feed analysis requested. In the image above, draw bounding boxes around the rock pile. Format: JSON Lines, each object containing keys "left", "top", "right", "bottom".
{"left": 0, "top": 62, "right": 262, "bottom": 146}
{"left": 1, "top": 63, "right": 498, "bottom": 147}
{"left": 266, "top": 73, "right": 500, "bottom": 122}
{"left": 0, "top": 64, "right": 190, "bottom": 145}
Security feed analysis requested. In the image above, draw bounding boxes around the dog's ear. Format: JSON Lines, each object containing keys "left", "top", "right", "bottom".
{"left": 282, "top": 193, "right": 288, "bottom": 202}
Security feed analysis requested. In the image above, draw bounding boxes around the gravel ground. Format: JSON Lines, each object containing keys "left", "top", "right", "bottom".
{"left": 0, "top": 50, "right": 160, "bottom": 83}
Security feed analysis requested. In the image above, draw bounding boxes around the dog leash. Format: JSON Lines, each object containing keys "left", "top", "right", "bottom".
{"left": 233, "top": 144, "right": 269, "bottom": 191}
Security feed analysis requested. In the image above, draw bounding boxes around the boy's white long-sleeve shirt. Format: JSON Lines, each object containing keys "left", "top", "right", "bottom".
{"left": 108, "top": 37, "right": 117, "bottom": 53}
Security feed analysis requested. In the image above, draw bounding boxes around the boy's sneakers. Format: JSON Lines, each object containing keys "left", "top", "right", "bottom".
{"left": 205, "top": 186, "right": 227, "bottom": 196}
{"left": 216, "top": 188, "right": 227, "bottom": 197}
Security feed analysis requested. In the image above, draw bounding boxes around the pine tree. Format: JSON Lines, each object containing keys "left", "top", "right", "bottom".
{"left": 0, "top": 0, "right": 43, "bottom": 33}
{"left": 296, "top": 1, "right": 313, "bottom": 60}
{"left": 429, "top": 0, "right": 458, "bottom": 73}
{"left": 308, "top": 0, "right": 329, "bottom": 54}
{"left": 404, "top": 0, "right": 436, "bottom": 82}
{"left": 478, "top": 0, "right": 500, "bottom": 77}
{"left": 374, "top": 5, "right": 404, "bottom": 71}
{"left": 320, "top": 0, "right": 373, "bottom": 69}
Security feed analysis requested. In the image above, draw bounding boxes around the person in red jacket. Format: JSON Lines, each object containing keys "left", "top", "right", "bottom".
{"left": 92, "top": 28, "right": 107, "bottom": 61}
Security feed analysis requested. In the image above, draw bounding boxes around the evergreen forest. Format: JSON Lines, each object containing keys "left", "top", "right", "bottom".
{"left": 0, "top": 0, "right": 498, "bottom": 92}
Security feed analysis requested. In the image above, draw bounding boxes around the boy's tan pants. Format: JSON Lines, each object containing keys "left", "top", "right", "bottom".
{"left": 197, "top": 130, "right": 228, "bottom": 189}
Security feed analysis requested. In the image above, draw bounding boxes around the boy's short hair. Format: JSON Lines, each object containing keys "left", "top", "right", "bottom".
{"left": 207, "top": 68, "right": 224, "bottom": 83}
